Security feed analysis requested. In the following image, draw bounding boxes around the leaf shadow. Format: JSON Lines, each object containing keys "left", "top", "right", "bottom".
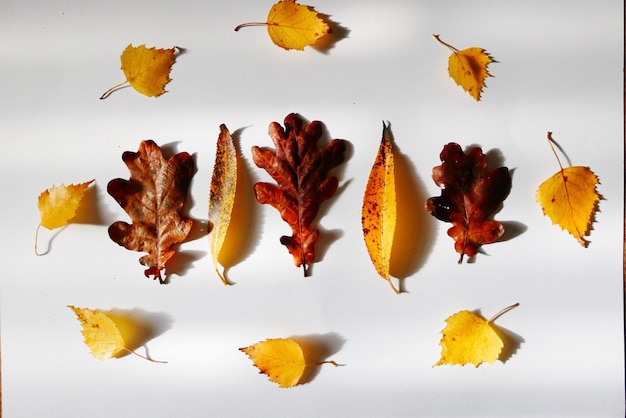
{"left": 494, "top": 325, "right": 525, "bottom": 363}
{"left": 217, "top": 127, "right": 263, "bottom": 284}
{"left": 290, "top": 332, "right": 346, "bottom": 386}
{"left": 107, "top": 308, "right": 173, "bottom": 359}
{"left": 312, "top": 14, "right": 350, "bottom": 54}
{"left": 387, "top": 127, "right": 437, "bottom": 292}
{"left": 71, "top": 182, "right": 117, "bottom": 226}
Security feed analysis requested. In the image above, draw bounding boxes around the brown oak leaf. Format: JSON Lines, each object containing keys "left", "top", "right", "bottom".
{"left": 425, "top": 143, "right": 511, "bottom": 263}
{"left": 251, "top": 113, "right": 347, "bottom": 275}
{"left": 108, "top": 140, "right": 195, "bottom": 283}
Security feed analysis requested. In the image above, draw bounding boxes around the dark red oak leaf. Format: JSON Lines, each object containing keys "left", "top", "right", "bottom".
{"left": 251, "top": 113, "right": 347, "bottom": 275}
{"left": 107, "top": 140, "right": 195, "bottom": 283}
{"left": 426, "top": 143, "right": 511, "bottom": 263}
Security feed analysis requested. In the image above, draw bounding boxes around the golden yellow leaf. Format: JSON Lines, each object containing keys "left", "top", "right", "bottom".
{"left": 240, "top": 338, "right": 339, "bottom": 388}
{"left": 36, "top": 180, "right": 94, "bottom": 255}
{"left": 433, "top": 34, "right": 494, "bottom": 101}
{"left": 68, "top": 305, "right": 127, "bottom": 360}
{"left": 536, "top": 133, "right": 600, "bottom": 247}
{"left": 434, "top": 303, "right": 518, "bottom": 367}
{"left": 100, "top": 44, "right": 177, "bottom": 99}
{"left": 208, "top": 124, "right": 238, "bottom": 285}
{"left": 362, "top": 122, "right": 399, "bottom": 294}
{"left": 68, "top": 306, "right": 164, "bottom": 362}
{"left": 38, "top": 180, "right": 94, "bottom": 230}
{"left": 235, "top": 0, "right": 330, "bottom": 51}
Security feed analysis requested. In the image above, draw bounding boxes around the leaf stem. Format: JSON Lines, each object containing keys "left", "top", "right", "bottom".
{"left": 99, "top": 80, "right": 130, "bottom": 100}
{"left": 121, "top": 347, "right": 167, "bottom": 364}
{"left": 432, "top": 34, "right": 458, "bottom": 52}
{"left": 313, "top": 360, "right": 344, "bottom": 367}
{"left": 546, "top": 131, "right": 565, "bottom": 171}
{"left": 387, "top": 278, "right": 400, "bottom": 294}
{"left": 487, "top": 302, "right": 519, "bottom": 324}
{"left": 234, "top": 22, "right": 269, "bottom": 31}
{"left": 34, "top": 224, "right": 44, "bottom": 256}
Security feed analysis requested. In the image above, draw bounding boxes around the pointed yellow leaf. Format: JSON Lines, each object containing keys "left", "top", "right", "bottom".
{"left": 68, "top": 305, "right": 127, "bottom": 360}
{"left": 38, "top": 180, "right": 94, "bottom": 230}
{"left": 235, "top": 0, "right": 330, "bottom": 51}
{"left": 362, "top": 122, "right": 399, "bottom": 294}
{"left": 434, "top": 303, "right": 518, "bottom": 367}
{"left": 208, "top": 124, "right": 238, "bottom": 285}
{"left": 240, "top": 338, "right": 307, "bottom": 388}
{"left": 433, "top": 34, "right": 494, "bottom": 101}
{"left": 100, "top": 44, "right": 177, "bottom": 99}
{"left": 536, "top": 133, "right": 600, "bottom": 246}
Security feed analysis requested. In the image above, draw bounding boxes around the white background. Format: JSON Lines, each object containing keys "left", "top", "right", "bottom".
{"left": 1, "top": 1, "right": 623, "bottom": 417}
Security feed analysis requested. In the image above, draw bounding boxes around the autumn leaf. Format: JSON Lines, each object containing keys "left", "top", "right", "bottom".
{"left": 35, "top": 179, "right": 94, "bottom": 255}
{"left": 68, "top": 305, "right": 164, "bottom": 362}
{"left": 362, "top": 122, "right": 399, "bottom": 294}
{"left": 425, "top": 143, "right": 511, "bottom": 263}
{"left": 434, "top": 303, "right": 519, "bottom": 367}
{"left": 235, "top": 0, "right": 330, "bottom": 50}
{"left": 100, "top": 44, "right": 178, "bottom": 99}
{"left": 433, "top": 34, "right": 494, "bottom": 101}
{"left": 251, "top": 113, "right": 347, "bottom": 275}
{"left": 208, "top": 124, "right": 238, "bottom": 285}
{"left": 536, "top": 132, "right": 600, "bottom": 246}
{"left": 107, "top": 140, "right": 195, "bottom": 283}
{"left": 240, "top": 338, "right": 339, "bottom": 388}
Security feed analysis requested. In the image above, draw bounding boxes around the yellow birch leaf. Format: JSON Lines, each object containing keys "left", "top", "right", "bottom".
{"left": 434, "top": 303, "right": 518, "bottom": 367}
{"left": 67, "top": 305, "right": 127, "bottom": 360}
{"left": 100, "top": 44, "right": 177, "bottom": 99}
{"left": 68, "top": 305, "right": 164, "bottom": 363}
{"left": 235, "top": 0, "right": 330, "bottom": 51}
{"left": 38, "top": 180, "right": 94, "bottom": 230}
{"left": 240, "top": 338, "right": 339, "bottom": 388}
{"left": 362, "top": 122, "right": 399, "bottom": 294}
{"left": 208, "top": 124, "right": 238, "bottom": 285}
{"left": 536, "top": 132, "right": 600, "bottom": 247}
{"left": 433, "top": 34, "right": 494, "bottom": 101}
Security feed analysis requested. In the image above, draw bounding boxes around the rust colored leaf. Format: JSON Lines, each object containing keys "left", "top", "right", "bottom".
{"left": 108, "top": 140, "right": 195, "bottom": 283}
{"left": 425, "top": 143, "right": 511, "bottom": 263}
{"left": 251, "top": 113, "right": 347, "bottom": 275}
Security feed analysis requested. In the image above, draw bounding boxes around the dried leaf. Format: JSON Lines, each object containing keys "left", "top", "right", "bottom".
{"left": 240, "top": 338, "right": 339, "bottom": 388}
{"left": 362, "top": 122, "right": 399, "bottom": 294}
{"left": 68, "top": 305, "right": 163, "bottom": 362}
{"left": 107, "top": 140, "right": 195, "bottom": 283}
{"left": 425, "top": 143, "right": 511, "bottom": 263}
{"left": 100, "top": 44, "right": 177, "bottom": 99}
{"left": 35, "top": 179, "right": 94, "bottom": 255}
{"left": 208, "top": 124, "right": 238, "bottom": 285}
{"left": 235, "top": 0, "right": 330, "bottom": 50}
{"left": 434, "top": 303, "right": 519, "bottom": 367}
{"left": 433, "top": 34, "right": 494, "bottom": 101}
{"left": 536, "top": 132, "right": 600, "bottom": 246}
{"left": 251, "top": 113, "right": 347, "bottom": 274}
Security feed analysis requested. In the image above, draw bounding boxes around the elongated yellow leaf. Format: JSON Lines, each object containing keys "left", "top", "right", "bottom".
{"left": 208, "top": 124, "right": 238, "bottom": 285}
{"left": 536, "top": 132, "right": 600, "bottom": 246}
{"left": 362, "top": 122, "right": 398, "bottom": 294}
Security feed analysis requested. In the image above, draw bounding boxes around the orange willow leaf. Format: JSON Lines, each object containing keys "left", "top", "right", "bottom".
{"left": 208, "top": 124, "right": 238, "bottom": 285}
{"left": 434, "top": 303, "right": 519, "bottom": 367}
{"left": 362, "top": 122, "right": 399, "bottom": 294}
{"left": 107, "top": 140, "right": 195, "bottom": 283}
{"left": 536, "top": 132, "right": 600, "bottom": 246}
{"left": 235, "top": 0, "right": 330, "bottom": 50}
{"left": 433, "top": 34, "right": 494, "bottom": 101}
{"left": 35, "top": 179, "right": 94, "bottom": 255}
{"left": 100, "top": 44, "right": 177, "bottom": 99}
{"left": 240, "top": 338, "right": 339, "bottom": 388}
{"left": 251, "top": 113, "right": 347, "bottom": 275}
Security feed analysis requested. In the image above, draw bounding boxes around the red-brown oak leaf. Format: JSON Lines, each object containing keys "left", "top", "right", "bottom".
{"left": 251, "top": 113, "right": 347, "bottom": 275}
{"left": 107, "top": 140, "right": 195, "bottom": 283}
{"left": 425, "top": 143, "right": 511, "bottom": 263}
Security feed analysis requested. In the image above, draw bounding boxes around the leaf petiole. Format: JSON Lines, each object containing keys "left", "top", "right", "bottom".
{"left": 99, "top": 80, "right": 130, "bottom": 100}
{"left": 486, "top": 302, "right": 519, "bottom": 324}
{"left": 234, "top": 22, "right": 269, "bottom": 31}
{"left": 121, "top": 347, "right": 167, "bottom": 364}
{"left": 432, "top": 34, "right": 458, "bottom": 52}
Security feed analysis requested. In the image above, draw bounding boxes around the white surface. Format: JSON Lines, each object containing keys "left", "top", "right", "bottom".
{"left": 0, "top": 1, "right": 623, "bottom": 417}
